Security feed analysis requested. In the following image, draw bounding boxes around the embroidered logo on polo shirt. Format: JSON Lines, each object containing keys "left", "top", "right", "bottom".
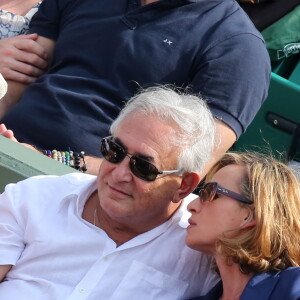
{"left": 163, "top": 39, "right": 173, "bottom": 45}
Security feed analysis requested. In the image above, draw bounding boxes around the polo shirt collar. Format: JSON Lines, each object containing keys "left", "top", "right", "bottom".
{"left": 128, "top": 0, "right": 195, "bottom": 9}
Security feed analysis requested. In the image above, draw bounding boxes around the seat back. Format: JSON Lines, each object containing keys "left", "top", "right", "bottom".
{"left": 234, "top": 72, "right": 300, "bottom": 162}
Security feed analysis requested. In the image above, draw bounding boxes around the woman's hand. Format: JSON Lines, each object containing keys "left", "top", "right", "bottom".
{"left": 0, "top": 33, "right": 48, "bottom": 83}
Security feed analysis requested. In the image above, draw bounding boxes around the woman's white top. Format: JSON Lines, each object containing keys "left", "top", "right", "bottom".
{"left": 0, "top": 1, "right": 41, "bottom": 39}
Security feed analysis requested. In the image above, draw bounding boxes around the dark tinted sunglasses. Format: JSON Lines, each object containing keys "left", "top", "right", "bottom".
{"left": 100, "top": 136, "right": 179, "bottom": 182}
{"left": 199, "top": 182, "right": 253, "bottom": 204}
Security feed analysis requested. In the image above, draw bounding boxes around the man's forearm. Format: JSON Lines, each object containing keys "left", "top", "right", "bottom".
{"left": 0, "top": 122, "right": 103, "bottom": 175}
{"left": 84, "top": 156, "right": 103, "bottom": 175}
{"left": 20, "top": 144, "right": 103, "bottom": 176}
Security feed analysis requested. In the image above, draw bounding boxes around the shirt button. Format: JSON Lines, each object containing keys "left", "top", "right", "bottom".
{"left": 79, "top": 288, "right": 85, "bottom": 293}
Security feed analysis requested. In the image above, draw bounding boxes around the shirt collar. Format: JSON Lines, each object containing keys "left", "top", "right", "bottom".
{"left": 57, "top": 173, "right": 196, "bottom": 246}
{"left": 57, "top": 174, "right": 97, "bottom": 214}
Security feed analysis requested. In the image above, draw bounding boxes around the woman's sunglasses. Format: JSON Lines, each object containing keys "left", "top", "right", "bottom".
{"left": 199, "top": 182, "right": 253, "bottom": 204}
{"left": 100, "top": 136, "right": 179, "bottom": 182}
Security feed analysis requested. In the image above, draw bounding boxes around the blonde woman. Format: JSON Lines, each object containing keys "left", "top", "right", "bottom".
{"left": 186, "top": 152, "right": 300, "bottom": 300}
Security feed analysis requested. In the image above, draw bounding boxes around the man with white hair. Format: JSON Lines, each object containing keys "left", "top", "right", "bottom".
{"left": 0, "top": 86, "right": 218, "bottom": 299}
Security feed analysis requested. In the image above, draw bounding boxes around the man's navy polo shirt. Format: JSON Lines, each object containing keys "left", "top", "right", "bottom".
{"left": 2, "top": 0, "right": 271, "bottom": 156}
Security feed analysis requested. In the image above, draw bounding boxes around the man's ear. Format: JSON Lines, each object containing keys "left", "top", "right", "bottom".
{"left": 172, "top": 172, "right": 201, "bottom": 203}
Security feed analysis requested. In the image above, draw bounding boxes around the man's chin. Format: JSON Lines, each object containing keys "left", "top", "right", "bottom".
{"left": 100, "top": 198, "right": 133, "bottom": 220}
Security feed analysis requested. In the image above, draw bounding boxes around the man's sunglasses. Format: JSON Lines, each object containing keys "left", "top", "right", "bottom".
{"left": 199, "top": 182, "right": 253, "bottom": 204}
{"left": 100, "top": 136, "right": 179, "bottom": 182}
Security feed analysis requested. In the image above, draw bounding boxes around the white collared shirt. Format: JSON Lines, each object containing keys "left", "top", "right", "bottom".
{"left": 0, "top": 173, "right": 218, "bottom": 299}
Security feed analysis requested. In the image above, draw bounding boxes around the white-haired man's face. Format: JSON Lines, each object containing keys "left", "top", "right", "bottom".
{"left": 97, "top": 112, "right": 183, "bottom": 230}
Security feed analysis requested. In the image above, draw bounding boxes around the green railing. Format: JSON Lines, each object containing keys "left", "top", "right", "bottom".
{"left": 0, "top": 136, "right": 77, "bottom": 192}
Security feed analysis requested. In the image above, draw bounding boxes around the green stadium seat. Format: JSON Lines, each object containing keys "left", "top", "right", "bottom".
{"left": 234, "top": 72, "right": 300, "bottom": 162}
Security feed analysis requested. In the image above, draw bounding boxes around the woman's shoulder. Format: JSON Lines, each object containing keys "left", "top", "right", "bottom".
{"left": 278, "top": 267, "right": 300, "bottom": 281}
{"left": 189, "top": 268, "right": 300, "bottom": 300}
{"left": 265, "top": 268, "right": 300, "bottom": 299}
{"left": 242, "top": 268, "right": 300, "bottom": 299}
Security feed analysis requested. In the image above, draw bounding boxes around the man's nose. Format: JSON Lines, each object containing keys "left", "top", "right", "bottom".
{"left": 111, "top": 155, "right": 133, "bottom": 182}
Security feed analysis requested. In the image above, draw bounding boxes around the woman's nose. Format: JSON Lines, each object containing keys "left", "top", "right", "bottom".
{"left": 187, "top": 198, "right": 201, "bottom": 213}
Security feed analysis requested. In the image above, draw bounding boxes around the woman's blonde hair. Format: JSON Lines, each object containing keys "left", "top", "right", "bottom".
{"left": 206, "top": 151, "right": 300, "bottom": 274}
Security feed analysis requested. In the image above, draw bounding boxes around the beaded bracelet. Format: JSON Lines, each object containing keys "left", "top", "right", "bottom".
{"left": 42, "top": 149, "right": 87, "bottom": 173}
